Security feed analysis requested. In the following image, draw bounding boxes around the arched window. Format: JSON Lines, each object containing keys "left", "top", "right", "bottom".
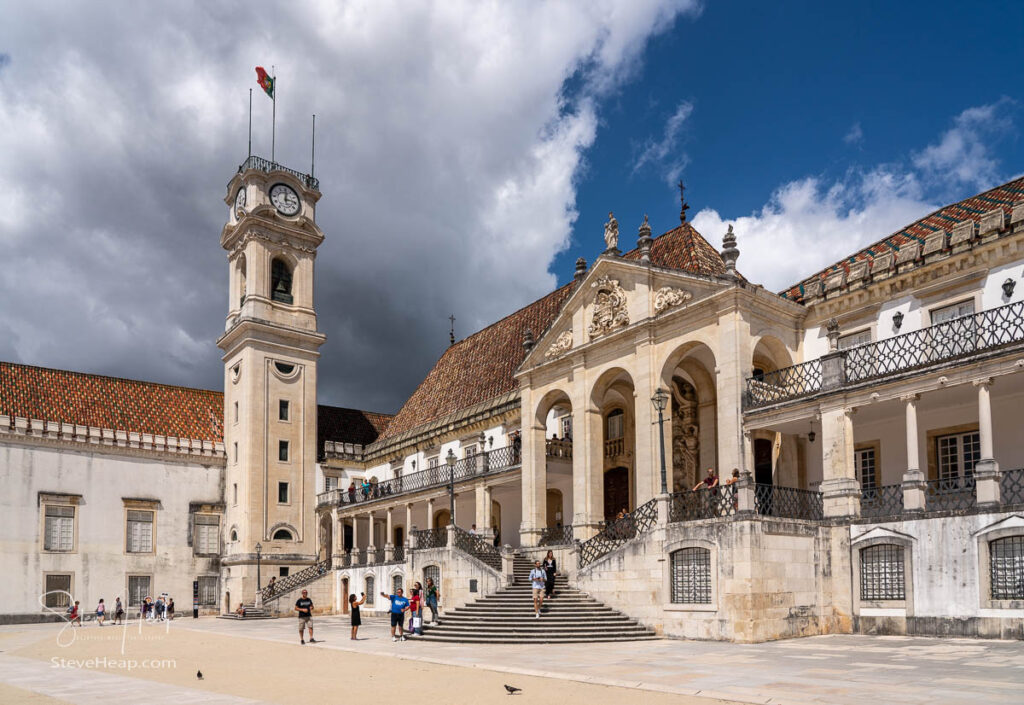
{"left": 606, "top": 408, "right": 625, "bottom": 440}
{"left": 670, "top": 547, "right": 711, "bottom": 604}
{"left": 272, "top": 528, "right": 293, "bottom": 541}
{"left": 990, "top": 536, "right": 1024, "bottom": 600}
{"left": 860, "top": 544, "right": 905, "bottom": 600}
{"left": 237, "top": 255, "right": 247, "bottom": 306}
{"left": 270, "top": 258, "right": 293, "bottom": 304}
{"left": 230, "top": 529, "right": 238, "bottom": 542}
{"left": 365, "top": 576, "right": 375, "bottom": 605}
{"left": 391, "top": 574, "right": 403, "bottom": 594}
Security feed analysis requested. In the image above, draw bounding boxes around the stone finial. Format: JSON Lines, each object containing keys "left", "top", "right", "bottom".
{"left": 721, "top": 224, "right": 739, "bottom": 276}
{"left": 637, "top": 214, "right": 653, "bottom": 263}
{"left": 574, "top": 257, "right": 588, "bottom": 282}
{"left": 826, "top": 318, "right": 841, "bottom": 352}
{"left": 603, "top": 211, "right": 620, "bottom": 255}
{"left": 522, "top": 327, "right": 535, "bottom": 352}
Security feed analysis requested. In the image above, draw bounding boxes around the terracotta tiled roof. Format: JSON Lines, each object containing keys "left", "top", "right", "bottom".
{"left": 622, "top": 222, "right": 728, "bottom": 276}
{"left": 0, "top": 361, "right": 224, "bottom": 441}
{"left": 317, "top": 404, "right": 392, "bottom": 450}
{"left": 781, "top": 176, "right": 1024, "bottom": 302}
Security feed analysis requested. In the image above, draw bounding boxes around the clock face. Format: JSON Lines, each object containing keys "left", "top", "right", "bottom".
{"left": 269, "top": 183, "right": 301, "bottom": 216}
{"left": 234, "top": 187, "right": 246, "bottom": 213}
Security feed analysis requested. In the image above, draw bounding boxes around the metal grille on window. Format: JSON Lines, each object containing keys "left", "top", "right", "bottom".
{"left": 990, "top": 536, "right": 1024, "bottom": 600}
{"left": 423, "top": 565, "right": 440, "bottom": 588}
{"left": 670, "top": 548, "right": 711, "bottom": 604}
{"left": 128, "top": 575, "right": 151, "bottom": 606}
{"left": 198, "top": 576, "right": 218, "bottom": 605}
{"left": 194, "top": 514, "right": 219, "bottom": 555}
{"left": 44, "top": 505, "right": 74, "bottom": 551}
{"left": 44, "top": 574, "right": 71, "bottom": 608}
{"left": 392, "top": 574, "right": 403, "bottom": 594}
{"left": 365, "top": 577, "right": 375, "bottom": 605}
{"left": 127, "top": 510, "right": 154, "bottom": 553}
{"left": 856, "top": 448, "right": 877, "bottom": 492}
{"left": 860, "top": 544, "right": 905, "bottom": 600}
{"left": 325, "top": 476, "right": 339, "bottom": 492}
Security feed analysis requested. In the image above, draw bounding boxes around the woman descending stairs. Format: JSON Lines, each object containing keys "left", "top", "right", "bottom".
{"left": 420, "top": 557, "right": 658, "bottom": 643}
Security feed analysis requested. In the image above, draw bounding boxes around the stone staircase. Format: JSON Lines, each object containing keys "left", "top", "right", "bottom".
{"left": 420, "top": 556, "right": 657, "bottom": 643}
{"left": 217, "top": 603, "right": 273, "bottom": 620}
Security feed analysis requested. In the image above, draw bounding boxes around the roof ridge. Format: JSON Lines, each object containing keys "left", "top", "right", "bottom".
{"left": 317, "top": 402, "right": 394, "bottom": 419}
{"left": 0, "top": 360, "right": 222, "bottom": 397}
{"left": 449, "top": 280, "right": 577, "bottom": 348}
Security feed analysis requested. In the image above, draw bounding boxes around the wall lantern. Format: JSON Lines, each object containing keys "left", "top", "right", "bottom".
{"left": 893, "top": 311, "right": 904, "bottom": 331}
{"left": 808, "top": 421, "right": 816, "bottom": 443}
{"left": 1002, "top": 278, "right": 1016, "bottom": 299}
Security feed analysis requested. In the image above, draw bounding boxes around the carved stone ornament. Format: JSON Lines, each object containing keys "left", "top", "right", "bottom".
{"left": 588, "top": 275, "right": 629, "bottom": 339}
{"left": 544, "top": 330, "right": 573, "bottom": 359}
{"left": 653, "top": 286, "right": 693, "bottom": 314}
{"left": 603, "top": 212, "right": 619, "bottom": 252}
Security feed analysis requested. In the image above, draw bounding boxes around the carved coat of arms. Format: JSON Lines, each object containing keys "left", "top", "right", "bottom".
{"left": 545, "top": 330, "right": 573, "bottom": 359}
{"left": 588, "top": 276, "right": 629, "bottom": 339}
{"left": 653, "top": 286, "right": 692, "bottom": 314}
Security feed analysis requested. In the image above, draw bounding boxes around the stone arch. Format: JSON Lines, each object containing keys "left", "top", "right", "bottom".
{"left": 589, "top": 367, "right": 637, "bottom": 519}
{"left": 270, "top": 255, "right": 294, "bottom": 303}
{"left": 268, "top": 522, "right": 299, "bottom": 541}
{"left": 658, "top": 342, "right": 719, "bottom": 492}
{"left": 751, "top": 334, "right": 795, "bottom": 375}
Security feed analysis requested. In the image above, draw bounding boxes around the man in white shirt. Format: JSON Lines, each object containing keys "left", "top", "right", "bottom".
{"left": 529, "top": 560, "right": 547, "bottom": 618}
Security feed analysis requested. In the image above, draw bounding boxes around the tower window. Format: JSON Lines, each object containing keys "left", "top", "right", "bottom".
{"left": 271, "top": 258, "right": 293, "bottom": 304}
{"left": 279, "top": 400, "right": 290, "bottom": 421}
{"left": 279, "top": 440, "right": 289, "bottom": 462}
{"left": 278, "top": 482, "right": 289, "bottom": 503}
{"left": 273, "top": 528, "right": 293, "bottom": 540}
{"left": 274, "top": 361, "right": 295, "bottom": 375}
{"left": 233, "top": 401, "right": 239, "bottom": 423}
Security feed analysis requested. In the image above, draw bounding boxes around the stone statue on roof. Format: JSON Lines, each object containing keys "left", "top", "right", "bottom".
{"left": 603, "top": 211, "right": 619, "bottom": 252}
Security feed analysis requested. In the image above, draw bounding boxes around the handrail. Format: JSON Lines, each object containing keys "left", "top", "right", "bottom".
{"left": 578, "top": 498, "right": 658, "bottom": 569}
{"left": 538, "top": 525, "right": 574, "bottom": 546}
{"left": 451, "top": 525, "right": 502, "bottom": 571}
{"left": 259, "top": 558, "right": 330, "bottom": 602}
{"left": 238, "top": 155, "right": 319, "bottom": 190}
{"left": 744, "top": 359, "right": 823, "bottom": 408}
{"left": 411, "top": 527, "right": 448, "bottom": 550}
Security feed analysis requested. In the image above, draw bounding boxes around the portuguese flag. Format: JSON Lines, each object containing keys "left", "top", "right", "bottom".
{"left": 255, "top": 66, "right": 274, "bottom": 99}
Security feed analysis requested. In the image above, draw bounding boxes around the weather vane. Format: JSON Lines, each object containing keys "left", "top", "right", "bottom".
{"left": 678, "top": 180, "right": 690, "bottom": 224}
{"left": 449, "top": 314, "right": 456, "bottom": 346}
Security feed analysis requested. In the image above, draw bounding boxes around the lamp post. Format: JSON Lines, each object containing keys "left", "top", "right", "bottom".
{"left": 255, "top": 542, "right": 262, "bottom": 591}
{"left": 446, "top": 449, "right": 457, "bottom": 525}
{"left": 651, "top": 387, "right": 670, "bottom": 495}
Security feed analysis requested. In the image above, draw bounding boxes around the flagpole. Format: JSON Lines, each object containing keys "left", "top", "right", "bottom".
{"left": 248, "top": 89, "right": 252, "bottom": 159}
{"left": 311, "top": 114, "right": 316, "bottom": 180}
{"left": 271, "top": 65, "right": 276, "bottom": 163}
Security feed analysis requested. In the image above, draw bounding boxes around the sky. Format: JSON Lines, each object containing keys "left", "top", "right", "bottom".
{"left": 0, "top": 1, "right": 1021, "bottom": 415}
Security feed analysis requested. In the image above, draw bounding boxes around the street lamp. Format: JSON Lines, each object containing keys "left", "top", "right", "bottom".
{"left": 651, "top": 387, "right": 670, "bottom": 495}
{"left": 255, "top": 542, "right": 262, "bottom": 591}
{"left": 446, "top": 448, "right": 457, "bottom": 525}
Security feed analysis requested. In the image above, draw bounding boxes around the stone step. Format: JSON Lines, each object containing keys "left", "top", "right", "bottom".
{"left": 419, "top": 634, "right": 659, "bottom": 644}
{"left": 435, "top": 617, "right": 638, "bottom": 627}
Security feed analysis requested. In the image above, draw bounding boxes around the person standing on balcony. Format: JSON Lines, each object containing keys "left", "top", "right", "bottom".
{"left": 424, "top": 577, "right": 440, "bottom": 625}
{"left": 349, "top": 592, "right": 365, "bottom": 640}
{"left": 693, "top": 468, "right": 719, "bottom": 491}
{"left": 530, "top": 560, "right": 547, "bottom": 618}
{"left": 381, "top": 588, "right": 410, "bottom": 642}
{"left": 347, "top": 481, "right": 356, "bottom": 503}
{"left": 543, "top": 551, "right": 557, "bottom": 599}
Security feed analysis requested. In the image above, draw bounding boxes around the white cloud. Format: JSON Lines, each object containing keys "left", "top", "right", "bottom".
{"left": 843, "top": 121, "right": 863, "bottom": 145}
{"left": 0, "top": 0, "right": 699, "bottom": 411}
{"left": 632, "top": 99, "right": 694, "bottom": 183}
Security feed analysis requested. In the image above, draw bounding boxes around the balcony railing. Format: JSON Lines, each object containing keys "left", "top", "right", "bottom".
{"left": 604, "top": 437, "right": 625, "bottom": 458}
{"left": 925, "top": 476, "right": 975, "bottom": 512}
{"left": 538, "top": 525, "right": 574, "bottom": 546}
{"left": 754, "top": 484, "right": 823, "bottom": 520}
{"left": 546, "top": 437, "right": 573, "bottom": 458}
{"left": 317, "top": 445, "right": 522, "bottom": 509}
{"left": 745, "top": 300, "right": 1024, "bottom": 409}
{"left": 860, "top": 484, "right": 904, "bottom": 518}
{"left": 670, "top": 485, "right": 737, "bottom": 522}
{"left": 238, "top": 154, "right": 319, "bottom": 190}
{"left": 578, "top": 498, "right": 659, "bottom": 569}
{"left": 1002, "top": 468, "right": 1024, "bottom": 505}
{"left": 411, "top": 527, "right": 448, "bottom": 550}
{"left": 451, "top": 525, "right": 502, "bottom": 571}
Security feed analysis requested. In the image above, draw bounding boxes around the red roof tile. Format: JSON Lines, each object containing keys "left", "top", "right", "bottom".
{"left": 317, "top": 404, "right": 392, "bottom": 450}
{"left": 781, "top": 176, "right": 1024, "bottom": 302}
{"left": 622, "top": 222, "right": 727, "bottom": 276}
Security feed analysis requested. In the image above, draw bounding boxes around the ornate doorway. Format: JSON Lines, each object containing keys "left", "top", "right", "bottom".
{"left": 603, "top": 466, "right": 630, "bottom": 519}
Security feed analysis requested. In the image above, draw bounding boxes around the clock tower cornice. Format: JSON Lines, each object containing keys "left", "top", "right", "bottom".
{"left": 221, "top": 210, "right": 324, "bottom": 255}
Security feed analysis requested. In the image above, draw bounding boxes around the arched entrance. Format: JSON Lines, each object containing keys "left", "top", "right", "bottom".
{"left": 604, "top": 467, "right": 630, "bottom": 519}
{"left": 341, "top": 577, "right": 350, "bottom": 614}
{"left": 546, "top": 489, "right": 563, "bottom": 528}
{"left": 660, "top": 342, "right": 718, "bottom": 494}
{"left": 434, "top": 508, "right": 451, "bottom": 527}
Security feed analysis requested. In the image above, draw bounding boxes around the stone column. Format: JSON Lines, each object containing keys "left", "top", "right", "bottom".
{"left": 384, "top": 507, "right": 394, "bottom": 561}
{"left": 405, "top": 503, "right": 413, "bottom": 547}
{"left": 633, "top": 336, "right": 657, "bottom": 505}
{"left": 903, "top": 394, "right": 920, "bottom": 474}
{"left": 735, "top": 470, "right": 756, "bottom": 513}
{"left": 519, "top": 413, "right": 547, "bottom": 548}
{"left": 476, "top": 484, "right": 494, "bottom": 541}
{"left": 973, "top": 378, "right": 1001, "bottom": 507}
{"left": 427, "top": 498, "right": 435, "bottom": 530}
{"left": 351, "top": 516, "right": 362, "bottom": 565}
{"left": 819, "top": 406, "right": 860, "bottom": 517}
{"left": 330, "top": 507, "right": 343, "bottom": 566}
{"left": 366, "top": 511, "right": 376, "bottom": 560}
{"left": 574, "top": 406, "right": 605, "bottom": 540}
{"left": 716, "top": 309, "right": 753, "bottom": 474}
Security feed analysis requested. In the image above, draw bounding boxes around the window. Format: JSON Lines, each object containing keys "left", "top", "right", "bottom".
{"left": 860, "top": 544, "right": 905, "bottom": 600}
{"left": 194, "top": 514, "right": 219, "bottom": 555}
{"left": 931, "top": 299, "right": 975, "bottom": 325}
{"left": 128, "top": 575, "right": 151, "bottom": 607}
{"left": 427, "top": 456, "right": 439, "bottom": 469}
{"left": 937, "top": 431, "right": 980, "bottom": 485}
{"left": 230, "top": 529, "right": 238, "bottom": 542}
{"left": 463, "top": 444, "right": 476, "bottom": 459}
{"left": 990, "top": 536, "right": 1024, "bottom": 600}
{"left": 279, "top": 567, "right": 289, "bottom": 577}
{"left": 278, "top": 482, "right": 289, "bottom": 503}
{"left": 233, "top": 483, "right": 238, "bottom": 505}
{"left": 423, "top": 565, "right": 440, "bottom": 588}
{"left": 930, "top": 300, "right": 977, "bottom": 359}
{"left": 274, "top": 361, "right": 295, "bottom": 375}
{"left": 670, "top": 548, "right": 711, "bottom": 604}
{"left": 233, "top": 401, "right": 239, "bottom": 423}
{"left": 44, "top": 574, "right": 71, "bottom": 609}
{"left": 365, "top": 577, "right": 375, "bottom": 605}
{"left": 198, "top": 576, "right": 218, "bottom": 605}
{"left": 839, "top": 329, "right": 873, "bottom": 350}
{"left": 325, "top": 475, "right": 339, "bottom": 492}
{"left": 44, "top": 505, "right": 75, "bottom": 552}
{"left": 279, "top": 440, "right": 289, "bottom": 462}
{"left": 233, "top": 442, "right": 238, "bottom": 464}
{"left": 606, "top": 409, "right": 625, "bottom": 440}
{"left": 272, "top": 528, "right": 293, "bottom": 540}
{"left": 560, "top": 415, "right": 573, "bottom": 439}
{"left": 279, "top": 399, "right": 290, "bottom": 421}
{"left": 126, "top": 510, "right": 154, "bottom": 553}
{"left": 270, "top": 258, "right": 293, "bottom": 304}
{"left": 855, "top": 447, "right": 877, "bottom": 492}
{"left": 392, "top": 574, "right": 403, "bottom": 593}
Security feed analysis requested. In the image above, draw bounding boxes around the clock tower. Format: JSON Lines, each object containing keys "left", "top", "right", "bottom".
{"left": 217, "top": 157, "right": 326, "bottom": 608}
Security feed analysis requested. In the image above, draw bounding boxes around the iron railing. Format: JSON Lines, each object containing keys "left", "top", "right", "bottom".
{"left": 860, "top": 484, "right": 905, "bottom": 519}
{"left": 411, "top": 527, "right": 448, "bottom": 550}
{"left": 336, "top": 553, "right": 352, "bottom": 568}
{"left": 538, "top": 525, "right": 574, "bottom": 546}
{"left": 670, "top": 485, "right": 737, "bottom": 522}
{"left": 451, "top": 525, "right": 502, "bottom": 571}
{"left": 924, "top": 476, "right": 975, "bottom": 512}
{"left": 317, "top": 445, "right": 522, "bottom": 508}
{"left": 238, "top": 155, "right": 319, "bottom": 190}
{"left": 392, "top": 545, "right": 406, "bottom": 563}
{"left": 259, "top": 558, "right": 330, "bottom": 602}
{"left": 545, "top": 438, "right": 572, "bottom": 458}
{"left": 744, "top": 359, "right": 823, "bottom": 408}
{"left": 364, "top": 548, "right": 385, "bottom": 566}
{"left": 578, "top": 498, "right": 659, "bottom": 569}
{"left": 1002, "top": 468, "right": 1024, "bottom": 505}
{"left": 754, "top": 484, "right": 823, "bottom": 520}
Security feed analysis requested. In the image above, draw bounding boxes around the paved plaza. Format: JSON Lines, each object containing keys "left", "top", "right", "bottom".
{"left": 0, "top": 616, "right": 1021, "bottom": 704}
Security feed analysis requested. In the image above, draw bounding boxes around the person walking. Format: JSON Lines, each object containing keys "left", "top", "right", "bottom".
{"left": 67, "top": 601, "right": 82, "bottom": 626}
{"left": 114, "top": 597, "right": 125, "bottom": 625}
{"left": 529, "top": 560, "right": 547, "bottom": 618}
{"left": 349, "top": 592, "right": 365, "bottom": 640}
{"left": 410, "top": 582, "right": 425, "bottom": 635}
{"left": 166, "top": 597, "right": 174, "bottom": 620}
{"left": 380, "top": 588, "right": 410, "bottom": 642}
{"left": 95, "top": 598, "right": 106, "bottom": 626}
{"left": 424, "top": 577, "right": 441, "bottom": 625}
{"left": 295, "top": 589, "right": 316, "bottom": 644}
{"left": 155, "top": 596, "right": 165, "bottom": 622}
{"left": 542, "top": 550, "right": 557, "bottom": 599}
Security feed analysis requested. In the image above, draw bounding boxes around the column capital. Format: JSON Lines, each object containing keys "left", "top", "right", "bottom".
{"left": 972, "top": 377, "right": 994, "bottom": 388}
{"left": 899, "top": 393, "right": 920, "bottom": 403}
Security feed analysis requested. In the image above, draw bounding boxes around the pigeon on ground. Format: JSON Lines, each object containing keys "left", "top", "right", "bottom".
{"left": 196, "top": 670, "right": 203, "bottom": 680}
{"left": 503, "top": 684, "right": 521, "bottom": 695}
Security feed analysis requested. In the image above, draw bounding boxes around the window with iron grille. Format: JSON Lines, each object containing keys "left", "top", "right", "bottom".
{"left": 670, "top": 548, "right": 711, "bottom": 604}
{"left": 198, "top": 576, "right": 218, "bottom": 605}
{"left": 128, "top": 575, "right": 151, "bottom": 607}
{"left": 44, "top": 505, "right": 75, "bottom": 552}
{"left": 855, "top": 447, "right": 877, "bottom": 492}
{"left": 392, "top": 574, "right": 403, "bottom": 594}
{"left": 126, "top": 510, "right": 154, "bottom": 553}
{"left": 193, "top": 514, "right": 219, "bottom": 555}
{"left": 860, "top": 544, "right": 905, "bottom": 600}
{"left": 44, "top": 574, "right": 72, "bottom": 608}
{"left": 364, "top": 577, "right": 375, "bottom": 605}
{"left": 937, "top": 431, "right": 980, "bottom": 482}
{"left": 990, "top": 536, "right": 1024, "bottom": 600}
{"left": 423, "top": 565, "right": 440, "bottom": 588}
